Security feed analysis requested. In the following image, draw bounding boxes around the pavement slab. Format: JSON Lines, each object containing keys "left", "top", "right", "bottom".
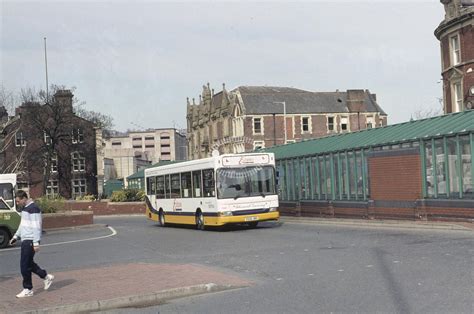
{"left": 0, "top": 263, "right": 252, "bottom": 314}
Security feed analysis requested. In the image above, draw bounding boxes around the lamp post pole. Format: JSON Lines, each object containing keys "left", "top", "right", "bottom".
{"left": 273, "top": 101, "right": 287, "bottom": 144}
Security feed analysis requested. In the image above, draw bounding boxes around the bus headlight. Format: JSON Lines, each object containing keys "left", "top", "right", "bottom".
{"left": 218, "top": 211, "right": 233, "bottom": 216}
{"left": 269, "top": 207, "right": 278, "bottom": 212}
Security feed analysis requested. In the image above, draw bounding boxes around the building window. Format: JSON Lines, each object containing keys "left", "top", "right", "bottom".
{"left": 44, "top": 131, "right": 52, "bottom": 145}
{"left": 301, "top": 116, "right": 311, "bottom": 133}
{"left": 161, "top": 144, "right": 171, "bottom": 147}
{"left": 145, "top": 144, "right": 154, "bottom": 148}
{"left": 327, "top": 116, "right": 335, "bottom": 132}
{"left": 160, "top": 133, "right": 170, "bottom": 140}
{"left": 366, "top": 116, "right": 374, "bottom": 129}
{"left": 450, "top": 35, "right": 461, "bottom": 66}
{"left": 50, "top": 153, "right": 58, "bottom": 173}
{"left": 72, "top": 129, "right": 84, "bottom": 144}
{"left": 45, "top": 180, "right": 59, "bottom": 198}
{"left": 111, "top": 141, "right": 121, "bottom": 146}
{"left": 144, "top": 136, "right": 154, "bottom": 140}
{"left": 15, "top": 132, "right": 26, "bottom": 147}
{"left": 133, "top": 145, "right": 142, "bottom": 148}
{"left": 71, "top": 152, "right": 85, "bottom": 172}
{"left": 452, "top": 81, "right": 463, "bottom": 112}
{"left": 253, "top": 117, "right": 262, "bottom": 134}
{"left": 132, "top": 137, "right": 142, "bottom": 141}
{"left": 254, "top": 141, "right": 265, "bottom": 150}
{"left": 341, "top": 117, "right": 348, "bottom": 132}
{"left": 72, "top": 178, "right": 86, "bottom": 198}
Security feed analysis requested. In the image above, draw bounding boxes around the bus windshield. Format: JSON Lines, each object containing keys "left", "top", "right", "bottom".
{"left": 216, "top": 166, "right": 276, "bottom": 199}
{"left": 0, "top": 183, "right": 14, "bottom": 208}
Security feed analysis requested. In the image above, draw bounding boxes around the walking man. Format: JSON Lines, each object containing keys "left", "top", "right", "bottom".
{"left": 9, "top": 190, "right": 54, "bottom": 298}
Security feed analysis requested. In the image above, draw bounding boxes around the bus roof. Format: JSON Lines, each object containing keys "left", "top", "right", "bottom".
{"left": 0, "top": 174, "right": 16, "bottom": 186}
{"left": 144, "top": 153, "right": 275, "bottom": 177}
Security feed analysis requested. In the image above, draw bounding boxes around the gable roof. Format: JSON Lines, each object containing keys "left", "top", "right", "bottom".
{"left": 259, "top": 110, "right": 474, "bottom": 159}
{"left": 234, "top": 86, "right": 386, "bottom": 115}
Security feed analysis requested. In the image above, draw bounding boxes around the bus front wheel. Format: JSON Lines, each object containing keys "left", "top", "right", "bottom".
{"left": 0, "top": 228, "right": 10, "bottom": 249}
{"left": 196, "top": 211, "right": 205, "bottom": 231}
{"left": 159, "top": 210, "right": 166, "bottom": 227}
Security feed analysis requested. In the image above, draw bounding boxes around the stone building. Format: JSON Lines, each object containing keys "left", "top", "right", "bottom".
{"left": 435, "top": 0, "right": 474, "bottom": 113}
{"left": 0, "top": 90, "right": 100, "bottom": 199}
{"left": 186, "top": 84, "right": 387, "bottom": 160}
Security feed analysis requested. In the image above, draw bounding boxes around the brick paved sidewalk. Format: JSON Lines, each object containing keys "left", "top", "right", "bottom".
{"left": 0, "top": 263, "right": 252, "bottom": 314}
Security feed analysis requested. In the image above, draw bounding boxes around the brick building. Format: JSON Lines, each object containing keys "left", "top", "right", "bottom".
{"left": 0, "top": 90, "right": 99, "bottom": 199}
{"left": 187, "top": 84, "right": 387, "bottom": 160}
{"left": 435, "top": 0, "right": 474, "bottom": 113}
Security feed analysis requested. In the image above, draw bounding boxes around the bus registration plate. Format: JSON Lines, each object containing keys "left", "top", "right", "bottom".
{"left": 245, "top": 216, "right": 258, "bottom": 221}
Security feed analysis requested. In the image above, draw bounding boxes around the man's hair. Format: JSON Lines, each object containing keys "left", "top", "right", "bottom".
{"left": 16, "top": 190, "right": 28, "bottom": 199}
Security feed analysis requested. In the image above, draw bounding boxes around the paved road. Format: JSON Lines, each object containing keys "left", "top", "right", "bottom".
{"left": 1, "top": 216, "right": 473, "bottom": 313}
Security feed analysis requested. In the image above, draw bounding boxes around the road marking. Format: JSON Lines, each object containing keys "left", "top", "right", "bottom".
{"left": 338, "top": 269, "right": 344, "bottom": 272}
{"left": 366, "top": 265, "right": 374, "bottom": 268}
{"left": 0, "top": 226, "right": 117, "bottom": 253}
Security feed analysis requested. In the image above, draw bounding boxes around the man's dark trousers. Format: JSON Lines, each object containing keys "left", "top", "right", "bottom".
{"left": 20, "top": 240, "right": 46, "bottom": 289}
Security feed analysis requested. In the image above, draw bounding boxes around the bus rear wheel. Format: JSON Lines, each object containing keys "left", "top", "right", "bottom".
{"left": 0, "top": 228, "right": 10, "bottom": 249}
{"left": 196, "top": 211, "right": 205, "bottom": 230}
{"left": 159, "top": 210, "right": 166, "bottom": 227}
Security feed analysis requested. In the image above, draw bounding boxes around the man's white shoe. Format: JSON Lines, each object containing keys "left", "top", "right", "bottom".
{"left": 16, "top": 289, "right": 34, "bottom": 298}
{"left": 44, "top": 274, "right": 54, "bottom": 290}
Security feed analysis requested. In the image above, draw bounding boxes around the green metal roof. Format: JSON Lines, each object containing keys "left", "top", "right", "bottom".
{"left": 126, "top": 160, "right": 185, "bottom": 180}
{"left": 260, "top": 110, "right": 474, "bottom": 159}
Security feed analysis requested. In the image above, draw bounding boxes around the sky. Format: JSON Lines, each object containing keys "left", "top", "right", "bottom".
{"left": 1, "top": 0, "right": 445, "bottom": 132}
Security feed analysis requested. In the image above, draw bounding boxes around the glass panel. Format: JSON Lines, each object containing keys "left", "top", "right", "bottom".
{"left": 202, "top": 169, "right": 215, "bottom": 197}
{"left": 447, "top": 137, "right": 460, "bottom": 197}
{"left": 164, "top": 175, "right": 170, "bottom": 199}
{"left": 461, "top": 136, "right": 472, "bottom": 197}
{"left": 356, "top": 153, "right": 363, "bottom": 197}
{"left": 0, "top": 183, "right": 14, "bottom": 208}
{"left": 333, "top": 156, "right": 339, "bottom": 200}
{"left": 349, "top": 152, "right": 356, "bottom": 199}
{"left": 425, "top": 141, "right": 434, "bottom": 197}
{"left": 340, "top": 154, "right": 348, "bottom": 199}
{"left": 156, "top": 176, "right": 165, "bottom": 199}
{"left": 325, "top": 156, "right": 332, "bottom": 199}
{"left": 181, "top": 172, "right": 192, "bottom": 198}
{"left": 217, "top": 166, "right": 276, "bottom": 199}
{"left": 319, "top": 156, "right": 326, "bottom": 199}
{"left": 170, "top": 174, "right": 181, "bottom": 198}
{"left": 192, "top": 171, "right": 202, "bottom": 198}
{"left": 435, "top": 139, "right": 447, "bottom": 196}
{"left": 277, "top": 163, "right": 287, "bottom": 200}
{"left": 287, "top": 161, "right": 295, "bottom": 200}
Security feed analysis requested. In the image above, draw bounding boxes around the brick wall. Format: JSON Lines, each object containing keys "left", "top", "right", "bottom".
{"left": 64, "top": 201, "right": 146, "bottom": 215}
{"left": 43, "top": 211, "right": 93, "bottom": 229}
{"left": 369, "top": 152, "right": 422, "bottom": 201}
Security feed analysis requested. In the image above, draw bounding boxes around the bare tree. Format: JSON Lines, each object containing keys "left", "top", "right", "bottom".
{"left": 412, "top": 98, "right": 444, "bottom": 120}
{"left": 0, "top": 84, "right": 18, "bottom": 115}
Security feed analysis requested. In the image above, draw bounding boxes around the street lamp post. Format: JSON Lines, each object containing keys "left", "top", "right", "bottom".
{"left": 273, "top": 101, "right": 287, "bottom": 144}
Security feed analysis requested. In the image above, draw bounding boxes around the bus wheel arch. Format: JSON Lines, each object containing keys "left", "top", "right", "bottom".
{"left": 158, "top": 208, "right": 166, "bottom": 227}
{"left": 195, "top": 209, "right": 205, "bottom": 231}
{"left": 0, "top": 227, "right": 11, "bottom": 249}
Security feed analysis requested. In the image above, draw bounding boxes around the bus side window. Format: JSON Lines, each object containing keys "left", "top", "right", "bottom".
{"left": 156, "top": 176, "right": 165, "bottom": 199}
{"left": 192, "top": 171, "right": 202, "bottom": 198}
{"left": 164, "top": 175, "right": 170, "bottom": 199}
{"left": 170, "top": 174, "right": 180, "bottom": 198}
{"left": 181, "top": 172, "right": 192, "bottom": 198}
{"left": 150, "top": 176, "right": 157, "bottom": 196}
{"left": 202, "top": 169, "right": 215, "bottom": 197}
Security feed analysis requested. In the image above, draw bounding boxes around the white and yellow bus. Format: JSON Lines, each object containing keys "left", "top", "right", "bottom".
{"left": 145, "top": 153, "right": 279, "bottom": 229}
